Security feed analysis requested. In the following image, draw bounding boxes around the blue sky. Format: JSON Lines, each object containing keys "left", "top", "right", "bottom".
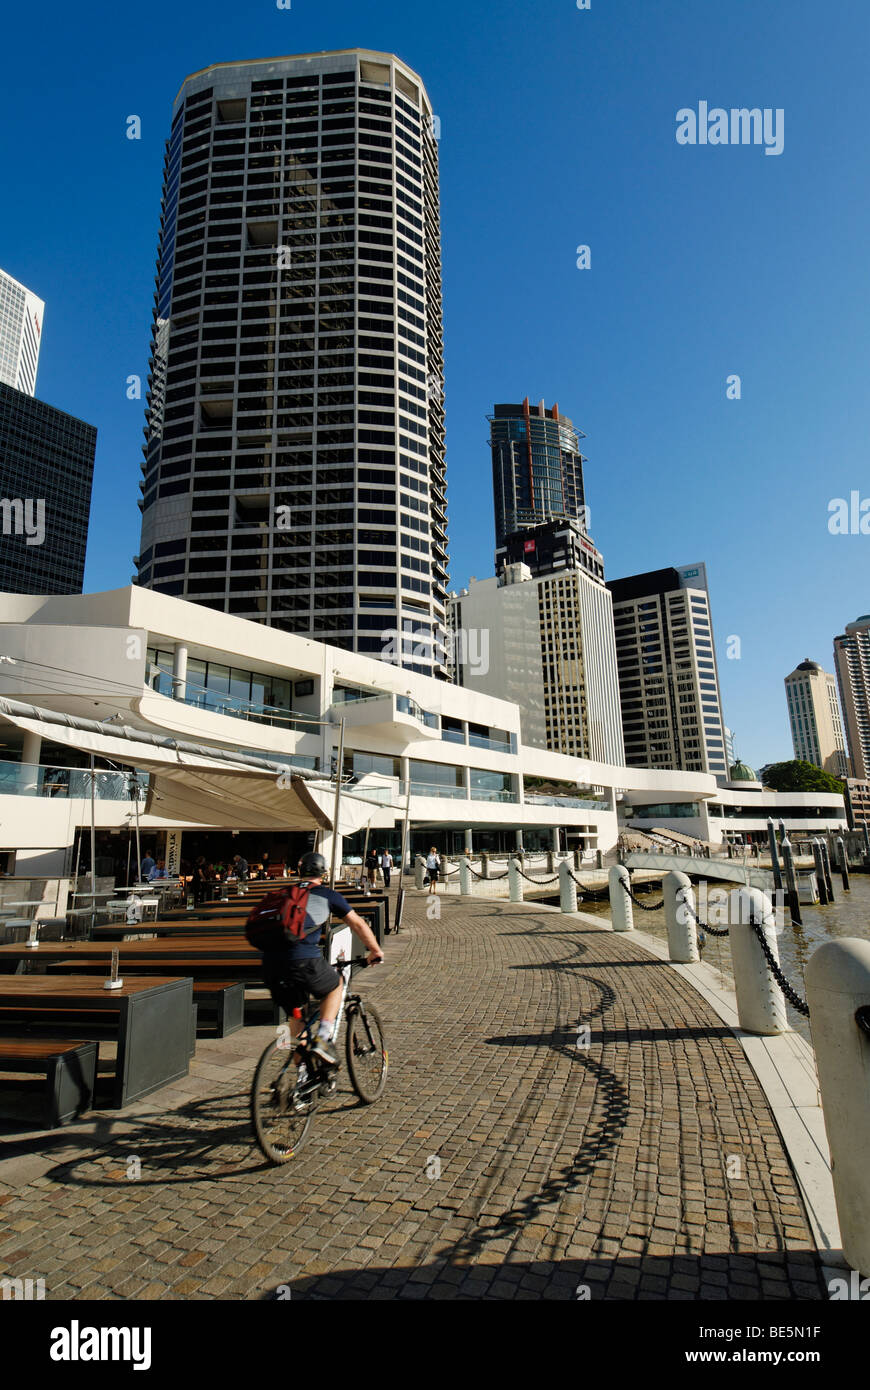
{"left": 2, "top": 0, "right": 868, "bottom": 769}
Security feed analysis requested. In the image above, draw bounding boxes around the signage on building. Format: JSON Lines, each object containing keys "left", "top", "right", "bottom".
{"left": 523, "top": 539, "right": 535, "bottom": 553}
{"left": 166, "top": 831, "right": 182, "bottom": 877}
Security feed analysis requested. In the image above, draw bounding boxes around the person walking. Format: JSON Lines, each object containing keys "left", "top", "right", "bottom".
{"left": 140, "top": 851, "right": 156, "bottom": 880}
{"left": 425, "top": 846, "right": 441, "bottom": 895}
{"left": 380, "top": 848, "right": 393, "bottom": 889}
{"left": 232, "top": 853, "right": 249, "bottom": 883}
{"left": 192, "top": 856, "right": 209, "bottom": 906}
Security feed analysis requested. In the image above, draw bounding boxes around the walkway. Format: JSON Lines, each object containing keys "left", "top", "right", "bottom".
{"left": 0, "top": 894, "right": 824, "bottom": 1299}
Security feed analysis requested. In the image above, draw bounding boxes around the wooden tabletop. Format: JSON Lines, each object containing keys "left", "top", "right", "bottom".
{"left": 0, "top": 975, "right": 189, "bottom": 1004}
{"left": 0, "top": 939, "right": 258, "bottom": 962}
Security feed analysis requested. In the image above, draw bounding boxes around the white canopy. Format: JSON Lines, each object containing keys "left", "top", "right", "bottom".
{"left": 0, "top": 702, "right": 395, "bottom": 835}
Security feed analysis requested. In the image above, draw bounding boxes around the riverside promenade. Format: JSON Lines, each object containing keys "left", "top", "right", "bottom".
{"left": 0, "top": 893, "right": 824, "bottom": 1300}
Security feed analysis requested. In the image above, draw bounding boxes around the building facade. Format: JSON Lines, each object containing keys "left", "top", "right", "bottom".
{"left": 489, "top": 398, "right": 587, "bottom": 553}
{"left": 784, "top": 658, "right": 849, "bottom": 777}
{"left": 0, "top": 384, "right": 96, "bottom": 594}
{"left": 135, "top": 50, "right": 448, "bottom": 676}
{"left": 834, "top": 617, "right": 870, "bottom": 779}
{"left": 0, "top": 269, "right": 44, "bottom": 397}
{"left": 450, "top": 548, "right": 625, "bottom": 766}
{"left": 0, "top": 587, "right": 845, "bottom": 880}
{"left": 607, "top": 563, "right": 728, "bottom": 777}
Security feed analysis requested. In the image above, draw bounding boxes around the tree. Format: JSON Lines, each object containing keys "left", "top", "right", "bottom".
{"left": 758, "top": 760, "right": 845, "bottom": 794}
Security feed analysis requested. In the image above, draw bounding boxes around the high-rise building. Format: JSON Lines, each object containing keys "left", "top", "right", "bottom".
{"left": 0, "top": 383, "right": 96, "bottom": 594}
{"left": 784, "top": 658, "right": 849, "bottom": 777}
{"left": 135, "top": 50, "right": 448, "bottom": 676}
{"left": 450, "top": 524, "right": 624, "bottom": 765}
{"left": 0, "top": 269, "right": 44, "bottom": 397}
{"left": 834, "top": 616, "right": 870, "bottom": 778}
{"left": 489, "top": 398, "right": 586, "bottom": 554}
{"left": 607, "top": 562, "right": 728, "bottom": 776}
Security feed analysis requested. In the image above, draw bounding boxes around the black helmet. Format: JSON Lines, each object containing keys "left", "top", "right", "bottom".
{"left": 298, "top": 851, "right": 328, "bottom": 879}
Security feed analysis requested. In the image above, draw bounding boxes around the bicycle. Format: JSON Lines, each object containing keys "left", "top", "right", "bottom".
{"left": 251, "top": 957, "right": 388, "bottom": 1165}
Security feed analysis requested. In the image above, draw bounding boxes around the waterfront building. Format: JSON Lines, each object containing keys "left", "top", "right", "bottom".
{"left": 784, "top": 658, "right": 849, "bottom": 778}
{"left": 0, "top": 269, "right": 44, "bottom": 397}
{"left": 134, "top": 50, "right": 448, "bottom": 676}
{"left": 0, "top": 383, "right": 96, "bottom": 595}
{"left": 0, "top": 587, "right": 845, "bottom": 882}
{"left": 489, "top": 398, "right": 587, "bottom": 554}
{"left": 450, "top": 521, "right": 623, "bottom": 765}
{"left": 607, "top": 562, "right": 728, "bottom": 778}
{"left": 834, "top": 617, "right": 870, "bottom": 779}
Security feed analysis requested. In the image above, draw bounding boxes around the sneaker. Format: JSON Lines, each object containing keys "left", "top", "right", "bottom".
{"left": 310, "top": 1035, "right": 338, "bottom": 1066}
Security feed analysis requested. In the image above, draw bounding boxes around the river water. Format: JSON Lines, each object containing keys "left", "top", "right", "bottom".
{"left": 575, "top": 870, "right": 870, "bottom": 1043}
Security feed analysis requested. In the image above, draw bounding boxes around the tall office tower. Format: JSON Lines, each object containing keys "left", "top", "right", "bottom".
{"left": 0, "top": 270, "right": 44, "bottom": 397}
{"left": 834, "top": 616, "right": 870, "bottom": 778}
{"left": 450, "top": 521, "right": 624, "bottom": 765}
{"left": 784, "top": 659, "right": 849, "bottom": 777}
{"left": 135, "top": 50, "right": 448, "bottom": 676}
{"left": 490, "top": 398, "right": 587, "bottom": 554}
{"left": 607, "top": 563, "right": 728, "bottom": 776}
{"left": 0, "top": 383, "right": 96, "bottom": 593}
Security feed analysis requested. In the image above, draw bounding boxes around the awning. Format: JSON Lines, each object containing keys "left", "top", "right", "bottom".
{"left": 0, "top": 700, "right": 395, "bottom": 835}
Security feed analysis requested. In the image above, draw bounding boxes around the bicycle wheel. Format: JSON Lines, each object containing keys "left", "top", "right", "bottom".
{"left": 345, "top": 1002, "right": 388, "bottom": 1103}
{"left": 251, "top": 1040, "right": 316, "bottom": 1163}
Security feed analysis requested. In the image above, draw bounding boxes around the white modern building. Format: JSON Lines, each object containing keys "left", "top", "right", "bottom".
{"left": 784, "top": 658, "right": 849, "bottom": 778}
{"left": 0, "top": 587, "right": 846, "bottom": 881}
{"left": 449, "top": 555, "right": 624, "bottom": 765}
{"left": 0, "top": 268, "right": 44, "bottom": 396}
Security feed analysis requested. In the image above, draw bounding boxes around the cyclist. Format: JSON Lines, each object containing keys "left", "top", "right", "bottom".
{"left": 260, "top": 851, "right": 383, "bottom": 1066}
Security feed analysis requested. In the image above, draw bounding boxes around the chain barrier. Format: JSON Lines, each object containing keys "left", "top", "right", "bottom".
{"left": 567, "top": 870, "right": 609, "bottom": 899}
{"left": 514, "top": 866, "right": 561, "bottom": 886}
{"left": 618, "top": 877, "right": 665, "bottom": 912}
{"left": 748, "top": 911, "right": 810, "bottom": 1017}
{"left": 465, "top": 863, "right": 509, "bottom": 881}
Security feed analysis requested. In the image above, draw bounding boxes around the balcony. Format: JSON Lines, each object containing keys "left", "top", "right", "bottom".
{"left": 0, "top": 761, "right": 148, "bottom": 801}
{"left": 147, "top": 670, "right": 313, "bottom": 732}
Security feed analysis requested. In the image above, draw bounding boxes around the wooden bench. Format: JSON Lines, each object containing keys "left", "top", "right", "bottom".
{"left": 0, "top": 1039, "right": 97, "bottom": 1127}
{"left": 191, "top": 980, "right": 244, "bottom": 1037}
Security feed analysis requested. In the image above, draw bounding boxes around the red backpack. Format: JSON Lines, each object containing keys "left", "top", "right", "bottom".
{"left": 244, "top": 882, "right": 319, "bottom": 951}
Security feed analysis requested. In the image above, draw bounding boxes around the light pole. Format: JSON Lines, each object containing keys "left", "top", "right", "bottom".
{"left": 329, "top": 717, "right": 346, "bottom": 885}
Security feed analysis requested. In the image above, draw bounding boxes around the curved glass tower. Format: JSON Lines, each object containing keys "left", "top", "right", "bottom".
{"left": 489, "top": 397, "right": 586, "bottom": 552}
{"left": 135, "top": 50, "right": 448, "bottom": 677}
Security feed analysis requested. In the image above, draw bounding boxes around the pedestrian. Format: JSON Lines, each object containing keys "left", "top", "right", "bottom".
{"left": 364, "top": 848, "right": 379, "bottom": 891}
{"left": 193, "top": 856, "right": 209, "bottom": 905}
{"left": 380, "top": 847, "right": 393, "bottom": 888}
{"left": 232, "top": 852, "right": 249, "bottom": 882}
{"left": 425, "top": 846, "right": 441, "bottom": 895}
{"left": 140, "top": 851, "right": 156, "bottom": 880}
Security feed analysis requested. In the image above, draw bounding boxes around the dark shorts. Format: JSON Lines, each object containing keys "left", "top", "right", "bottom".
{"left": 263, "top": 955, "right": 341, "bottom": 1012}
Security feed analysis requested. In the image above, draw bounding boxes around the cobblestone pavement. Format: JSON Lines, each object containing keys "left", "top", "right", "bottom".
{"left": 0, "top": 894, "right": 825, "bottom": 1300}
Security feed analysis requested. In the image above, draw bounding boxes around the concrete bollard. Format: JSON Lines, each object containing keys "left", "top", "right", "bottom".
{"left": 559, "top": 859, "right": 577, "bottom": 914}
{"left": 460, "top": 857, "right": 472, "bottom": 896}
{"left": 727, "top": 887, "right": 788, "bottom": 1035}
{"left": 806, "top": 939, "right": 870, "bottom": 1276}
{"left": 546, "top": 850, "right": 555, "bottom": 874}
{"left": 414, "top": 855, "right": 425, "bottom": 890}
{"left": 574, "top": 848, "right": 581, "bottom": 871}
{"left": 481, "top": 851, "right": 490, "bottom": 879}
{"left": 663, "top": 871, "right": 699, "bottom": 963}
{"left": 608, "top": 865, "right": 633, "bottom": 932}
{"left": 508, "top": 857, "right": 523, "bottom": 903}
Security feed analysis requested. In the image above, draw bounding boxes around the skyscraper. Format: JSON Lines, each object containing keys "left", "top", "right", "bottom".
{"left": 784, "top": 658, "right": 849, "bottom": 777}
{"left": 451, "top": 519, "right": 624, "bottom": 765}
{"left": 489, "top": 398, "right": 587, "bottom": 554}
{"left": 834, "top": 617, "right": 870, "bottom": 778}
{"left": 0, "top": 269, "right": 44, "bottom": 397}
{"left": 0, "top": 383, "right": 96, "bottom": 594}
{"left": 135, "top": 50, "right": 448, "bottom": 676}
{"left": 607, "top": 563, "right": 728, "bottom": 776}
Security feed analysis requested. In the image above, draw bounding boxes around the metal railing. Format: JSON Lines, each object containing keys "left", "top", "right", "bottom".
{"left": 0, "top": 760, "right": 148, "bottom": 802}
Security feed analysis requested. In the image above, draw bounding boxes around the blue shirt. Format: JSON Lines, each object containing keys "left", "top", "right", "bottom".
{"left": 141, "top": 858, "right": 155, "bottom": 877}
{"left": 263, "top": 885, "right": 353, "bottom": 963}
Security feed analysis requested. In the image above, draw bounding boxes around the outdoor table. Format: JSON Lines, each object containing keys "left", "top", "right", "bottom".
{"left": 0, "top": 939, "right": 259, "bottom": 968}
{"left": 0, "top": 975, "right": 192, "bottom": 1107}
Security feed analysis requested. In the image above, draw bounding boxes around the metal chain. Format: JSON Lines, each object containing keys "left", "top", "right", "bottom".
{"left": 567, "top": 870, "right": 609, "bottom": 899}
{"left": 748, "top": 912, "right": 810, "bottom": 1016}
{"left": 677, "top": 890, "right": 728, "bottom": 936}
{"left": 618, "top": 877, "right": 664, "bottom": 911}
{"left": 515, "top": 866, "right": 561, "bottom": 885}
